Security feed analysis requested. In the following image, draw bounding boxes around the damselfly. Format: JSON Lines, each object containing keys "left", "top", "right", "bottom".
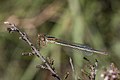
{"left": 38, "top": 34, "right": 108, "bottom": 55}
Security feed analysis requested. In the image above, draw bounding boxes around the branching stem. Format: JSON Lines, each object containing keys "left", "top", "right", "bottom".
{"left": 4, "top": 22, "right": 61, "bottom": 80}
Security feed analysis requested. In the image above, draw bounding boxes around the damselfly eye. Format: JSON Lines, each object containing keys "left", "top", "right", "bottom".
{"left": 41, "top": 37, "right": 45, "bottom": 41}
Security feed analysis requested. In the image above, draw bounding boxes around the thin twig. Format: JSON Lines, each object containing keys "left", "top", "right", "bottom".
{"left": 69, "top": 58, "right": 75, "bottom": 73}
{"left": 4, "top": 22, "right": 61, "bottom": 80}
{"left": 69, "top": 57, "right": 77, "bottom": 80}
{"left": 63, "top": 72, "right": 69, "bottom": 80}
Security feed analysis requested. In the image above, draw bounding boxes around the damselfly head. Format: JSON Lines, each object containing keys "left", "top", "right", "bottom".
{"left": 37, "top": 34, "right": 47, "bottom": 47}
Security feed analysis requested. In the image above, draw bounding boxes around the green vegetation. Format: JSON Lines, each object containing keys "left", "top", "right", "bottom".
{"left": 0, "top": 0, "right": 120, "bottom": 80}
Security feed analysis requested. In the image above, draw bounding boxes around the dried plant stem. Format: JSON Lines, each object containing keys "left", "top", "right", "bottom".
{"left": 4, "top": 22, "right": 61, "bottom": 80}
{"left": 83, "top": 57, "right": 98, "bottom": 80}
{"left": 69, "top": 57, "right": 77, "bottom": 80}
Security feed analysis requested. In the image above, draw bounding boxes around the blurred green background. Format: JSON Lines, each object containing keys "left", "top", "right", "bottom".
{"left": 0, "top": 0, "right": 120, "bottom": 80}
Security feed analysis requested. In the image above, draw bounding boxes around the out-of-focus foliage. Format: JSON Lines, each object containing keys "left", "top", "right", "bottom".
{"left": 0, "top": 0, "right": 120, "bottom": 80}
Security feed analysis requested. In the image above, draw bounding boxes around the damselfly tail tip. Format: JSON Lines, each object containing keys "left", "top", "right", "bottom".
{"left": 101, "top": 51, "right": 109, "bottom": 55}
